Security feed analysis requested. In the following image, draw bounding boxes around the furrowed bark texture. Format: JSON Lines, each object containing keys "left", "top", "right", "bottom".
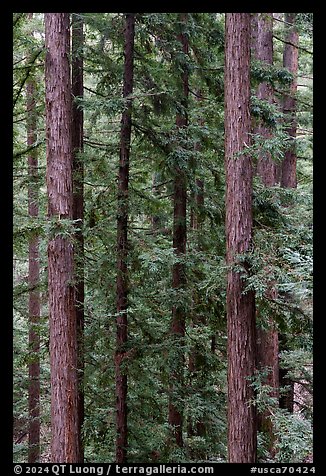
{"left": 281, "top": 13, "right": 298, "bottom": 189}
{"left": 45, "top": 13, "right": 80, "bottom": 463}
{"left": 250, "top": 13, "right": 258, "bottom": 53}
{"left": 168, "top": 12, "right": 188, "bottom": 448}
{"left": 116, "top": 13, "right": 135, "bottom": 464}
{"left": 72, "top": 12, "right": 85, "bottom": 463}
{"left": 27, "top": 13, "right": 40, "bottom": 460}
{"left": 256, "top": 317, "right": 279, "bottom": 407}
{"left": 254, "top": 13, "right": 279, "bottom": 185}
{"left": 225, "top": 13, "right": 257, "bottom": 463}
{"left": 252, "top": 13, "right": 280, "bottom": 452}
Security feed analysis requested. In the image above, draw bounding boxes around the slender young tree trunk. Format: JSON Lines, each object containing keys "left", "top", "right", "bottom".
{"left": 281, "top": 13, "right": 299, "bottom": 189}
{"left": 45, "top": 13, "right": 80, "bottom": 462}
{"left": 116, "top": 13, "right": 135, "bottom": 464}
{"left": 72, "top": 13, "right": 84, "bottom": 463}
{"left": 252, "top": 13, "right": 279, "bottom": 453}
{"left": 188, "top": 90, "right": 206, "bottom": 439}
{"left": 168, "top": 12, "right": 189, "bottom": 449}
{"left": 188, "top": 178, "right": 205, "bottom": 439}
{"left": 225, "top": 13, "right": 257, "bottom": 463}
{"left": 27, "top": 13, "right": 40, "bottom": 462}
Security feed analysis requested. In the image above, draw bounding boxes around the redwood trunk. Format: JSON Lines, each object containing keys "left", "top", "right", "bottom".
{"left": 116, "top": 13, "right": 135, "bottom": 464}
{"left": 252, "top": 13, "right": 280, "bottom": 450}
{"left": 27, "top": 13, "right": 40, "bottom": 461}
{"left": 254, "top": 13, "right": 279, "bottom": 185}
{"left": 168, "top": 12, "right": 188, "bottom": 448}
{"left": 45, "top": 13, "right": 80, "bottom": 462}
{"left": 281, "top": 13, "right": 298, "bottom": 189}
{"left": 279, "top": 13, "right": 299, "bottom": 413}
{"left": 72, "top": 13, "right": 84, "bottom": 462}
{"left": 225, "top": 13, "right": 257, "bottom": 463}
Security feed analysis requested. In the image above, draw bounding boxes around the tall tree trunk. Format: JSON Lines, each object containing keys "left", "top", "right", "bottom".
{"left": 188, "top": 178, "right": 205, "bottom": 440}
{"left": 168, "top": 12, "right": 189, "bottom": 449}
{"left": 279, "top": 13, "right": 299, "bottom": 414}
{"left": 116, "top": 13, "right": 135, "bottom": 464}
{"left": 72, "top": 12, "right": 84, "bottom": 463}
{"left": 45, "top": 13, "right": 80, "bottom": 462}
{"left": 225, "top": 13, "right": 257, "bottom": 463}
{"left": 252, "top": 13, "right": 279, "bottom": 453}
{"left": 255, "top": 13, "right": 279, "bottom": 185}
{"left": 188, "top": 90, "right": 206, "bottom": 439}
{"left": 27, "top": 12, "right": 40, "bottom": 463}
{"left": 281, "top": 13, "right": 299, "bottom": 189}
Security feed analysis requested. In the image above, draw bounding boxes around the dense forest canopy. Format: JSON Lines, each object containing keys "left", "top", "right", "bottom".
{"left": 13, "top": 12, "right": 313, "bottom": 465}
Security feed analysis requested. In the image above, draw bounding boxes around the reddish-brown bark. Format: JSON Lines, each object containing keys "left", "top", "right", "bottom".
{"left": 256, "top": 319, "right": 279, "bottom": 408}
{"left": 72, "top": 13, "right": 85, "bottom": 463}
{"left": 252, "top": 13, "right": 280, "bottom": 452}
{"left": 278, "top": 13, "right": 299, "bottom": 415}
{"left": 225, "top": 13, "right": 257, "bottom": 463}
{"left": 116, "top": 13, "right": 135, "bottom": 464}
{"left": 254, "top": 13, "right": 279, "bottom": 185}
{"left": 27, "top": 13, "right": 40, "bottom": 461}
{"left": 45, "top": 13, "right": 80, "bottom": 462}
{"left": 168, "top": 12, "right": 189, "bottom": 448}
{"left": 281, "top": 13, "right": 299, "bottom": 189}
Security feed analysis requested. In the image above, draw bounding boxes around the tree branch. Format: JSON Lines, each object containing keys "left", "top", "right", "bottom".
{"left": 13, "top": 140, "right": 44, "bottom": 159}
{"left": 13, "top": 46, "right": 45, "bottom": 110}
{"left": 273, "top": 34, "right": 313, "bottom": 55}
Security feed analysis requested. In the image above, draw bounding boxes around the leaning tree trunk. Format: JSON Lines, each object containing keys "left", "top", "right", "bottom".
{"left": 45, "top": 13, "right": 80, "bottom": 463}
{"left": 168, "top": 12, "right": 189, "bottom": 449}
{"left": 27, "top": 12, "right": 40, "bottom": 463}
{"left": 115, "top": 13, "right": 135, "bottom": 464}
{"left": 72, "top": 12, "right": 85, "bottom": 463}
{"left": 279, "top": 13, "right": 299, "bottom": 413}
{"left": 251, "top": 13, "right": 280, "bottom": 454}
{"left": 225, "top": 13, "right": 257, "bottom": 463}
